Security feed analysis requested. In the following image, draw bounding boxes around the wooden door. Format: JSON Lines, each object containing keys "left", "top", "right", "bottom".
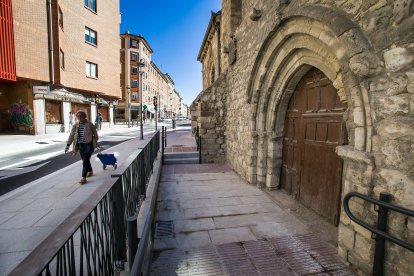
{"left": 281, "top": 68, "right": 346, "bottom": 225}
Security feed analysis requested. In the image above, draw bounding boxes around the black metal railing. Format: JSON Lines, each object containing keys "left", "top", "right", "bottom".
{"left": 343, "top": 192, "right": 414, "bottom": 276}
{"left": 10, "top": 131, "right": 161, "bottom": 276}
{"left": 196, "top": 126, "right": 201, "bottom": 164}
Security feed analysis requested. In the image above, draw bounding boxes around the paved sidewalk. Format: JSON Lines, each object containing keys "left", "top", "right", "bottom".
{"left": 152, "top": 163, "right": 354, "bottom": 275}
{"left": 152, "top": 131, "right": 354, "bottom": 276}
{"left": 0, "top": 134, "right": 156, "bottom": 275}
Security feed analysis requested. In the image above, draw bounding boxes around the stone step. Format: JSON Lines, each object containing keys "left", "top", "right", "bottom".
{"left": 163, "top": 152, "right": 199, "bottom": 159}
{"left": 164, "top": 158, "right": 199, "bottom": 165}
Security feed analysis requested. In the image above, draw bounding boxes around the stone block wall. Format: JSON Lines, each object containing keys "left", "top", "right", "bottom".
{"left": 191, "top": 73, "right": 228, "bottom": 163}
{"left": 193, "top": 0, "right": 414, "bottom": 274}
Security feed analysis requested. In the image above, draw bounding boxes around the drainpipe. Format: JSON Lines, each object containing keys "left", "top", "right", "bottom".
{"left": 45, "top": 0, "right": 55, "bottom": 134}
{"left": 47, "top": 0, "right": 54, "bottom": 85}
{"left": 214, "top": 19, "right": 221, "bottom": 76}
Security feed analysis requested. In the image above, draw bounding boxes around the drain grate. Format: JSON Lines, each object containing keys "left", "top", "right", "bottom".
{"left": 155, "top": 221, "right": 174, "bottom": 238}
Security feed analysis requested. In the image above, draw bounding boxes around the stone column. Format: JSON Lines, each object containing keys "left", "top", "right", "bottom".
{"left": 62, "top": 101, "right": 71, "bottom": 132}
{"left": 109, "top": 105, "right": 114, "bottom": 125}
{"left": 336, "top": 145, "right": 375, "bottom": 275}
{"left": 256, "top": 132, "right": 268, "bottom": 187}
{"left": 245, "top": 132, "right": 258, "bottom": 184}
{"left": 266, "top": 134, "right": 283, "bottom": 190}
{"left": 33, "top": 98, "right": 46, "bottom": 135}
{"left": 91, "top": 103, "right": 97, "bottom": 125}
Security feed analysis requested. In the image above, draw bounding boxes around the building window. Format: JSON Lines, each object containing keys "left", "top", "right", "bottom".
{"left": 85, "top": 27, "right": 97, "bottom": 45}
{"left": 132, "top": 93, "right": 137, "bottom": 100}
{"left": 131, "top": 80, "right": 138, "bottom": 87}
{"left": 131, "top": 39, "right": 137, "bottom": 48}
{"left": 132, "top": 67, "right": 137, "bottom": 74}
{"left": 131, "top": 53, "right": 137, "bottom": 61}
{"left": 60, "top": 49, "right": 65, "bottom": 69}
{"left": 58, "top": 7, "right": 63, "bottom": 30}
{"left": 84, "top": 0, "right": 96, "bottom": 12}
{"left": 86, "top": 61, "right": 97, "bottom": 78}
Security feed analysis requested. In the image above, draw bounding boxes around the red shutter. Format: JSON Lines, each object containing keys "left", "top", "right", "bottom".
{"left": 0, "top": 0, "right": 17, "bottom": 82}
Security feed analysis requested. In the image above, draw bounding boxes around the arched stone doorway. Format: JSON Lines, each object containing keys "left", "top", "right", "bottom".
{"left": 281, "top": 67, "right": 347, "bottom": 225}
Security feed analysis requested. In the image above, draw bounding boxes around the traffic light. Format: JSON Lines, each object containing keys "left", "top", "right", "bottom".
{"left": 153, "top": 96, "right": 158, "bottom": 110}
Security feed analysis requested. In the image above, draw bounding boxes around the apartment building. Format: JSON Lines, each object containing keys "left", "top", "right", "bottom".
{"left": 119, "top": 32, "right": 176, "bottom": 123}
{"left": 0, "top": 0, "right": 121, "bottom": 134}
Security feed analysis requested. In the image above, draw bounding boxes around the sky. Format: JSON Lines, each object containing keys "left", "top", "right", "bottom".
{"left": 120, "top": 0, "right": 222, "bottom": 106}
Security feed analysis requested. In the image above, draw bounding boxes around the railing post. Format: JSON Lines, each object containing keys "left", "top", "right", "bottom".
{"left": 199, "top": 135, "right": 201, "bottom": 164}
{"left": 373, "top": 192, "right": 392, "bottom": 276}
{"left": 140, "top": 153, "right": 146, "bottom": 199}
{"left": 164, "top": 127, "right": 167, "bottom": 147}
{"left": 127, "top": 216, "right": 138, "bottom": 273}
{"left": 162, "top": 127, "right": 165, "bottom": 164}
{"left": 196, "top": 126, "right": 200, "bottom": 150}
{"left": 112, "top": 180, "right": 126, "bottom": 263}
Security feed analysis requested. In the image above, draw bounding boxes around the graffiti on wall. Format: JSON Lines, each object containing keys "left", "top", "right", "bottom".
{"left": 11, "top": 103, "right": 34, "bottom": 128}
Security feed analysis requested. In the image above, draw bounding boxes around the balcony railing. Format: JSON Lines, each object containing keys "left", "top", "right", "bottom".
{"left": 9, "top": 131, "right": 160, "bottom": 276}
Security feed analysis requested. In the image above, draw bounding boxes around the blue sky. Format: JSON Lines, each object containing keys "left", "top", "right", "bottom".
{"left": 120, "top": 1, "right": 221, "bottom": 105}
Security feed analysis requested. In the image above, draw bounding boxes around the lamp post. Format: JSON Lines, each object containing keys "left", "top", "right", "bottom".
{"left": 138, "top": 58, "right": 145, "bottom": 140}
{"left": 126, "top": 85, "right": 131, "bottom": 128}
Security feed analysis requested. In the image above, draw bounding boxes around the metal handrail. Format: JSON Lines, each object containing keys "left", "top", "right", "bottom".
{"left": 343, "top": 192, "right": 414, "bottom": 276}
{"left": 10, "top": 131, "right": 161, "bottom": 275}
{"left": 344, "top": 192, "right": 414, "bottom": 251}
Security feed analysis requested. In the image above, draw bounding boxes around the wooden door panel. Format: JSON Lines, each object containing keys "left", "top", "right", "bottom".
{"left": 281, "top": 67, "right": 346, "bottom": 226}
{"left": 301, "top": 141, "right": 342, "bottom": 224}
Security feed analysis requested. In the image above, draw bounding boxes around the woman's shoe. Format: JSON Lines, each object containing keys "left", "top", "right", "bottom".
{"left": 79, "top": 178, "right": 87, "bottom": 184}
{"left": 86, "top": 171, "right": 93, "bottom": 177}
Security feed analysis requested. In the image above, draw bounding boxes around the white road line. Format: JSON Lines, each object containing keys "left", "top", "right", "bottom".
{"left": 25, "top": 150, "right": 63, "bottom": 160}
{"left": 0, "top": 159, "right": 9, "bottom": 163}
{"left": 0, "top": 160, "right": 32, "bottom": 170}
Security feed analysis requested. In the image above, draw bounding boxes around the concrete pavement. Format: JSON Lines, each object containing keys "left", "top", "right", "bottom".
{"left": 152, "top": 164, "right": 354, "bottom": 275}
{"left": 151, "top": 129, "right": 354, "bottom": 275}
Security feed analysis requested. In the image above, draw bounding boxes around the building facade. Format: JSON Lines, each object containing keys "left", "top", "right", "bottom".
{"left": 0, "top": 0, "right": 121, "bottom": 134}
{"left": 192, "top": 0, "right": 414, "bottom": 275}
{"left": 119, "top": 33, "right": 174, "bottom": 123}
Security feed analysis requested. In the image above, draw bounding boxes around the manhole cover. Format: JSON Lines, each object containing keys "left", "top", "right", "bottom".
{"left": 155, "top": 221, "right": 174, "bottom": 238}
{"left": 35, "top": 142, "right": 49, "bottom": 144}
{"left": 171, "top": 145, "right": 184, "bottom": 147}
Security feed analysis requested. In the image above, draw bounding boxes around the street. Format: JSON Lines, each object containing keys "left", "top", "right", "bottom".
{"left": 0, "top": 124, "right": 168, "bottom": 196}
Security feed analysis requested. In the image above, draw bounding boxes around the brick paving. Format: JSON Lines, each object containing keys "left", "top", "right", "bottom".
{"left": 152, "top": 235, "right": 354, "bottom": 275}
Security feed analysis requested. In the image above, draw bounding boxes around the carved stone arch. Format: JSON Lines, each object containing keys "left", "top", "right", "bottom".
{"left": 255, "top": 35, "right": 343, "bottom": 133}
{"left": 246, "top": 5, "right": 380, "bottom": 188}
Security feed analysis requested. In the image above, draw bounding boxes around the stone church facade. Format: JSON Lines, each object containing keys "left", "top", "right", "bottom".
{"left": 192, "top": 0, "right": 414, "bottom": 275}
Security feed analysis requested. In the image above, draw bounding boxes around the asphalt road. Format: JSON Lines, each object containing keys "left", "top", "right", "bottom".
{"left": 0, "top": 127, "right": 152, "bottom": 196}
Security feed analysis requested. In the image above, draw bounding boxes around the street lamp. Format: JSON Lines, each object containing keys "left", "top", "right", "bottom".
{"left": 138, "top": 58, "right": 145, "bottom": 140}
{"left": 126, "top": 85, "right": 131, "bottom": 128}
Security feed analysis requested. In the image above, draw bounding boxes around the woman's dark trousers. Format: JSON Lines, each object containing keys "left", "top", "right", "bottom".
{"left": 78, "top": 143, "right": 93, "bottom": 177}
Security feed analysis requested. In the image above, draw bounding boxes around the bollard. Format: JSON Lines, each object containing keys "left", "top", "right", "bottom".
{"left": 373, "top": 192, "right": 392, "bottom": 276}
{"left": 162, "top": 127, "right": 165, "bottom": 164}
{"left": 127, "top": 216, "right": 138, "bottom": 272}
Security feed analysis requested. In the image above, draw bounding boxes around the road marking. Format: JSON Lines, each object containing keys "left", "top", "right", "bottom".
{"left": 0, "top": 150, "right": 62, "bottom": 170}
{"left": 0, "top": 160, "right": 32, "bottom": 170}
{"left": 0, "top": 159, "right": 9, "bottom": 163}
{"left": 0, "top": 161, "right": 50, "bottom": 180}
{"left": 25, "top": 150, "right": 63, "bottom": 160}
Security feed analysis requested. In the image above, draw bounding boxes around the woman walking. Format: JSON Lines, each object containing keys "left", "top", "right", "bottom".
{"left": 65, "top": 110, "right": 99, "bottom": 184}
